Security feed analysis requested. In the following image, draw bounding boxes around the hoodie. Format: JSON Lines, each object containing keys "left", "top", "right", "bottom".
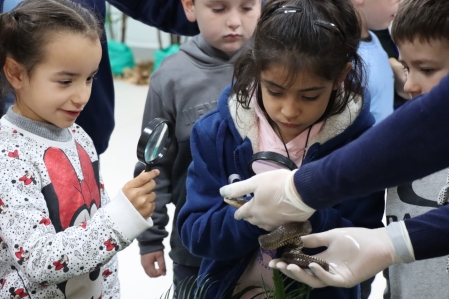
{"left": 136, "top": 34, "right": 242, "bottom": 267}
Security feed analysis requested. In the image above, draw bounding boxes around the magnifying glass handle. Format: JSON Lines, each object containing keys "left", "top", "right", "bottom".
{"left": 145, "top": 164, "right": 153, "bottom": 172}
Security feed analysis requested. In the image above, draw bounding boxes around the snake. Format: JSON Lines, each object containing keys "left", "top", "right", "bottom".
{"left": 224, "top": 197, "right": 329, "bottom": 271}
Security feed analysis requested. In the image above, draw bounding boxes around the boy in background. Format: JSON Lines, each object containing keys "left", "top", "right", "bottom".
{"left": 352, "top": 0, "right": 400, "bottom": 123}
{"left": 384, "top": 0, "right": 449, "bottom": 297}
{"left": 134, "top": 0, "right": 261, "bottom": 296}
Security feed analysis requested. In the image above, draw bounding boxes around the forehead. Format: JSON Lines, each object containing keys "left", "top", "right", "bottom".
{"left": 38, "top": 32, "right": 101, "bottom": 72}
{"left": 398, "top": 38, "right": 449, "bottom": 61}
{"left": 261, "top": 64, "right": 331, "bottom": 88}
{"left": 198, "top": 0, "right": 258, "bottom": 5}
{"left": 362, "top": 0, "right": 397, "bottom": 10}
{"left": 363, "top": 0, "right": 395, "bottom": 5}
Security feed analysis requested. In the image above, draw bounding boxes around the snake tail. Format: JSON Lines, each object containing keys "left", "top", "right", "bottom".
{"left": 282, "top": 252, "right": 330, "bottom": 272}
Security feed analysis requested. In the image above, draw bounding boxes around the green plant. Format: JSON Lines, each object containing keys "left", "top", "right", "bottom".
{"left": 158, "top": 269, "right": 312, "bottom": 299}
{"left": 258, "top": 269, "right": 312, "bottom": 299}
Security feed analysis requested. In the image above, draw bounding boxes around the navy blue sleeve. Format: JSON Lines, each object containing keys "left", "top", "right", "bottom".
{"left": 73, "top": 0, "right": 114, "bottom": 155}
{"left": 295, "top": 73, "right": 449, "bottom": 210}
{"left": 294, "top": 73, "right": 449, "bottom": 260}
{"left": 107, "top": 0, "right": 199, "bottom": 36}
{"left": 404, "top": 206, "right": 449, "bottom": 260}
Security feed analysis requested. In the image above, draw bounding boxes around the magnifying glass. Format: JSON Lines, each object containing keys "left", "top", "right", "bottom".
{"left": 224, "top": 151, "right": 298, "bottom": 207}
{"left": 248, "top": 151, "right": 297, "bottom": 175}
{"left": 136, "top": 118, "right": 173, "bottom": 172}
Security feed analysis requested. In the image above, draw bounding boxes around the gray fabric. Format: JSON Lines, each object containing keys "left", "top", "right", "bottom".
{"left": 386, "top": 221, "right": 414, "bottom": 263}
{"left": 136, "top": 34, "right": 244, "bottom": 266}
{"left": 5, "top": 107, "right": 71, "bottom": 141}
{"left": 385, "top": 169, "right": 449, "bottom": 299}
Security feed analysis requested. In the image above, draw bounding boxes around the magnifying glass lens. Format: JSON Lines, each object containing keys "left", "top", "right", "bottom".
{"left": 251, "top": 160, "right": 286, "bottom": 173}
{"left": 248, "top": 151, "right": 298, "bottom": 175}
{"left": 144, "top": 124, "right": 169, "bottom": 164}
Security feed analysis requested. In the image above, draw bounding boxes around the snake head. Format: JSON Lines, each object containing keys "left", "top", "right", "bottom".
{"left": 223, "top": 197, "right": 249, "bottom": 208}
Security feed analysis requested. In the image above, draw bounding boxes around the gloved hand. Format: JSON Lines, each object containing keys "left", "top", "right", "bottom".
{"left": 268, "top": 227, "right": 401, "bottom": 288}
{"left": 219, "top": 169, "right": 315, "bottom": 231}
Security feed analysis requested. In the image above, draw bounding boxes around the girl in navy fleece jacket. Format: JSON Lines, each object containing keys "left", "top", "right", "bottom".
{"left": 178, "top": 0, "right": 385, "bottom": 298}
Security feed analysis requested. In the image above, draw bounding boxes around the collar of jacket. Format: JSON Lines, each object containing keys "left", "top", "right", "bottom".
{"left": 217, "top": 84, "right": 375, "bottom": 163}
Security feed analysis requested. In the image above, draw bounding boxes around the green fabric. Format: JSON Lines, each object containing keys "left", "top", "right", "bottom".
{"left": 152, "top": 44, "right": 180, "bottom": 72}
{"left": 107, "top": 40, "right": 135, "bottom": 75}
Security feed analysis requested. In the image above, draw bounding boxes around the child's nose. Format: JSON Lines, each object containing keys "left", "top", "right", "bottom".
{"left": 226, "top": 11, "right": 242, "bottom": 29}
{"left": 282, "top": 100, "right": 300, "bottom": 119}
{"left": 72, "top": 85, "right": 91, "bottom": 107}
{"left": 403, "top": 75, "right": 421, "bottom": 98}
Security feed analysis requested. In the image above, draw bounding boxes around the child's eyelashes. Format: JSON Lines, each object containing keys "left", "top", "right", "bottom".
{"left": 58, "top": 76, "right": 96, "bottom": 86}
{"left": 420, "top": 68, "right": 435, "bottom": 74}
{"left": 402, "top": 64, "right": 436, "bottom": 75}
{"left": 267, "top": 89, "right": 283, "bottom": 97}
{"left": 302, "top": 96, "right": 319, "bottom": 101}
{"left": 211, "top": 6, "right": 253, "bottom": 13}
{"left": 267, "top": 89, "right": 320, "bottom": 101}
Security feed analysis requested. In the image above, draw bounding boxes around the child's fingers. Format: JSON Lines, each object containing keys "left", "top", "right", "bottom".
{"left": 127, "top": 169, "right": 160, "bottom": 188}
{"left": 143, "top": 169, "right": 160, "bottom": 180}
{"left": 139, "top": 179, "right": 157, "bottom": 195}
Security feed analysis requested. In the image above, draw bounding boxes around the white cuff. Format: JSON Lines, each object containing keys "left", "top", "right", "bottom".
{"left": 386, "top": 221, "right": 415, "bottom": 263}
{"left": 284, "top": 169, "right": 315, "bottom": 213}
{"left": 103, "top": 190, "right": 153, "bottom": 241}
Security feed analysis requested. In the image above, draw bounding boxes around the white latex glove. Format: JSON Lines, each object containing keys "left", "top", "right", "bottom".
{"left": 268, "top": 227, "right": 401, "bottom": 288}
{"left": 219, "top": 169, "right": 315, "bottom": 231}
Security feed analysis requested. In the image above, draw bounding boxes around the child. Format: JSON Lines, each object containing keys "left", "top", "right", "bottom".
{"left": 384, "top": 0, "right": 449, "bottom": 298}
{"left": 177, "top": 0, "right": 385, "bottom": 298}
{"left": 0, "top": 0, "right": 158, "bottom": 298}
{"left": 1, "top": 0, "right": 200, "bottom": 154}
{"left": 352, "top": 0, "right": 400, "bottom": 123}
{"left": 134, "top": 0, "right": 261, "bottom": 295}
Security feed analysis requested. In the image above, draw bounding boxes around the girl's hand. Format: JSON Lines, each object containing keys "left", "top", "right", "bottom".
{"left": 122, "top": 169, "right": 159, "bottom": 219}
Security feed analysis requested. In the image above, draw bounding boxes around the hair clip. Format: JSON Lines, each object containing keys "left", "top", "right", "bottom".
{"left": 259, "top": 3, "right": 344, "bottom": 42}
{"left": 314, "top": 20, "right": 345, "bottom": 41}
{"left": 279, "top": 5, "right": 302, "bottom": 14}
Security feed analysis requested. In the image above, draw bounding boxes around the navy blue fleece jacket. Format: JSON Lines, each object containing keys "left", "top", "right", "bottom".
{"left": 178, "top": 85, "right": 384, "bottom": 299}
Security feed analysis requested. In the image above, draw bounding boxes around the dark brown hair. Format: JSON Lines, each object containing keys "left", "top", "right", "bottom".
{"left": 391, "top": 0, "right": 449, "bottom": 46}
{"left": 232, "top": 0, "right": 364, "bottom": 123}
{"left": 0, "top": 0, "right": 102, "bottom": 98}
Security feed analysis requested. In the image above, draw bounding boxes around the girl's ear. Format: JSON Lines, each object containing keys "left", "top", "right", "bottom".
{"left": 181, "top": 0, "right": 197, "bottom": 23}
{"left": 334, "top": 62, "right": 353, "bottom": 90}
{"left": 3, "top": 57, "right": 26, "bottom": 90}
